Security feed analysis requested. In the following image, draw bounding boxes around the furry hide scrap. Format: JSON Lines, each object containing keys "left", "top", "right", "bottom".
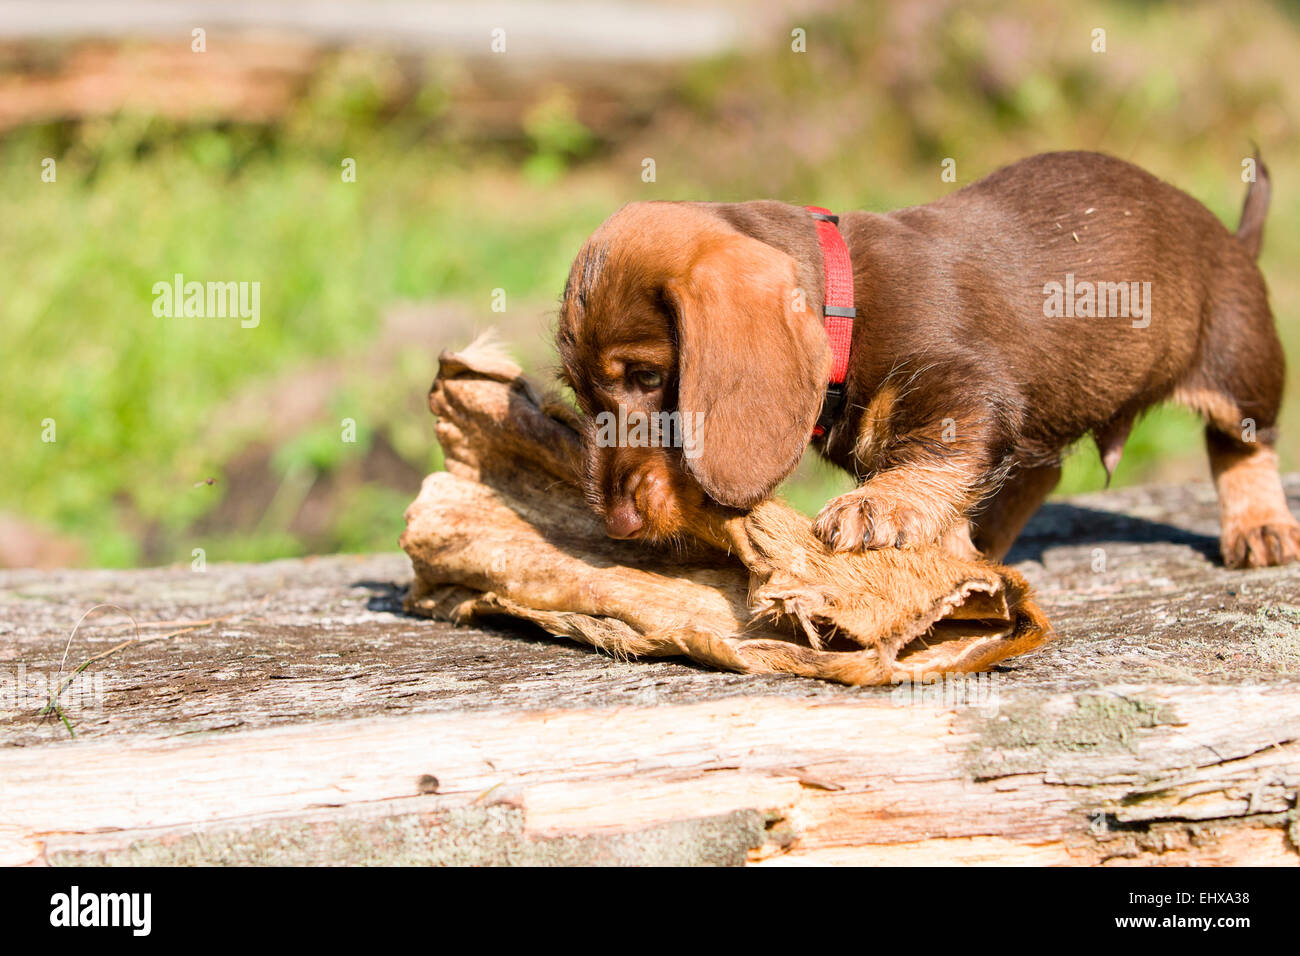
{"left": 401, "top": 339, "right": 1053, "bottom": 685}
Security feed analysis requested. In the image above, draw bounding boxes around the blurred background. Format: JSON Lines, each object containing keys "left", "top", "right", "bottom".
{"left": 2, "top": 0, "right": 1299, "bottom": 569}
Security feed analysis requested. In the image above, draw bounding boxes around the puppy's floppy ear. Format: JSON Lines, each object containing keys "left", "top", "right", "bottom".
{"left": 665, "top": 234, "right": 831, "bottom": 508}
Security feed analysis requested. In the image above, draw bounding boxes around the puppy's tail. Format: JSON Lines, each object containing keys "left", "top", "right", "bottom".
{"left": 1236, "top": 149, "right": 1270, "bottom": 260}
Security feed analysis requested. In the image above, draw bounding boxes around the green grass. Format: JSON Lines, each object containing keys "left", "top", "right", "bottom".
{"left": 0, "top": 122, "right": 619, "bottom": 565}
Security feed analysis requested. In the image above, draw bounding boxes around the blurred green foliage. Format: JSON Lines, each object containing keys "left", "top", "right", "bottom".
{"left": 2, "top": 0, "right": 1299, "bottom": 566}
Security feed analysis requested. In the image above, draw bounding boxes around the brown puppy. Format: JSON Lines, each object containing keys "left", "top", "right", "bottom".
{"left": 556, "top": 151, "right": 1300, "bottom": 568}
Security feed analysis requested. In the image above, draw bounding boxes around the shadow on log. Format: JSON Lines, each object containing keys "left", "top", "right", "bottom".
{"left": 401, "top": 338, "right": 1054, "bottom": 684}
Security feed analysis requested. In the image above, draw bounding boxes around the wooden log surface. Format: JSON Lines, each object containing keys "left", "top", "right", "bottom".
{"left": 2, "top": 476, "right": 1299, "bottom": 865}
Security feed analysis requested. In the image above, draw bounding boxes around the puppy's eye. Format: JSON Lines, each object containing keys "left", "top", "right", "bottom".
{"left": 630, "top": 369, "right": 663, "bottom": 390}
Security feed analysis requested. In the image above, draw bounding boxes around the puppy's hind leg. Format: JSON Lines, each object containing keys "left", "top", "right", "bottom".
{"left": 1204, "top": 430, "right": 1300, "bottom": 568}
{"left": 1175, "top": 280, "right": 1300, "bottom": 568}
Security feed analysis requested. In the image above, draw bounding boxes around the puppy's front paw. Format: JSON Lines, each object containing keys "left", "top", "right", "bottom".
{"left": 813, "top": 486, "right": 944, "bottom": 552}
{"left": 1221, "top": 518, "right": 1300, "bottom": 569}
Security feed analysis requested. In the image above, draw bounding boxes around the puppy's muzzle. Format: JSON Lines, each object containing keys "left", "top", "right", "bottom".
{"left": 603, "top": 468, "right": 674, "bottom": 539}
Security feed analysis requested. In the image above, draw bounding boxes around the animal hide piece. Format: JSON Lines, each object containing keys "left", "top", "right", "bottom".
{"left": 401, "top": 339, "right": 1054, "bottom": 685}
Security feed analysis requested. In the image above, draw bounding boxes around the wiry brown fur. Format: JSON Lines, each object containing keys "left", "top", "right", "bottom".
{"left": 558, "top": 151, "right": 1300, "bottom": 568}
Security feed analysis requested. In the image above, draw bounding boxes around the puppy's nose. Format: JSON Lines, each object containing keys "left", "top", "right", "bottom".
{"left": 605, "top": 499, "right": 644, "bottom": 539}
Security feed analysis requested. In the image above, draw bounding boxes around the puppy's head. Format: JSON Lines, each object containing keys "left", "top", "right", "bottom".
{"left": 557, "top": 202, "right": 830, "bottom": 542}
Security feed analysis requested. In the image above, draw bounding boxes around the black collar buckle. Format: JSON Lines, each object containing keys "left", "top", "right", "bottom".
{"left": 815, "top": 382, "right": 846, "bottom": 436}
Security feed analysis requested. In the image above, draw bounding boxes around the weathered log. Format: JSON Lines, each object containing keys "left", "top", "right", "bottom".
{"left": 2, "top": 340, "right": 1299, "bottom": 864}
{"left": 1, "top": 486, "right": 1299, "bottom": 864}
{"left": 400, "top": 339, "right": 1052, "bottom": 684}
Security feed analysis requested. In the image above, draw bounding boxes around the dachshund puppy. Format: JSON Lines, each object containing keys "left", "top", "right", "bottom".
{"left": 556, "top": 151, "right": 1300, "bottom": 568}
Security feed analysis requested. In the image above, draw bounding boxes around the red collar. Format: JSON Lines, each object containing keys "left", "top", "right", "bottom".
{"left": 806, "top": 206, "right": 855, "bottom": 437}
